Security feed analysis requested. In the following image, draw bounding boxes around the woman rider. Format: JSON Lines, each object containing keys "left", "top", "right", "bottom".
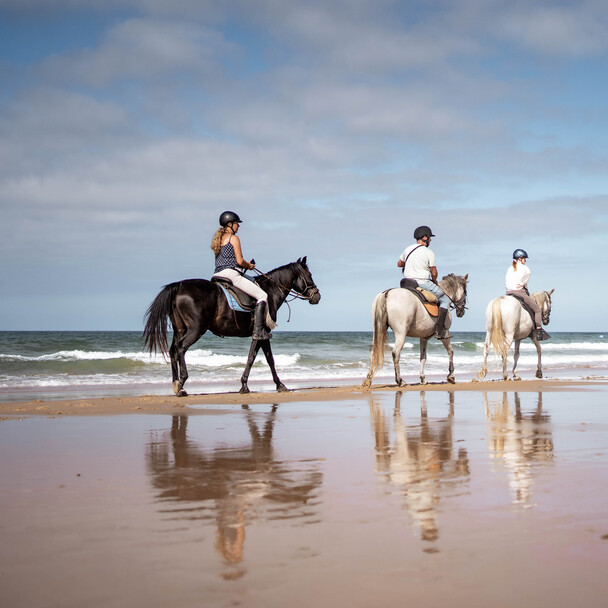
{"left": 211, "top": 211, "right": 272, "bottom": 340}
{"left": 505, "top": 249, "right": 550, "bottom": 341}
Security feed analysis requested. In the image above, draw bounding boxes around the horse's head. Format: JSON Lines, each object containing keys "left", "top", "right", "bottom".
{"left": 293, "top": 256, "right": 321, "bottom": 304}
{"left": 441, "top": 273, "right": 468, "bottom": 317}
{"left": 534, "top": 289, "right": 554, "bottom": 325}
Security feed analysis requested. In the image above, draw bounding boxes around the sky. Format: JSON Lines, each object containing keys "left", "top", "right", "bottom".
{"left": 1, "top": 0, "right": 607, "bottom": 332}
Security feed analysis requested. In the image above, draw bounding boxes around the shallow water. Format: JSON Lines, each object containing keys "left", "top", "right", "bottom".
{"left": 2, "top": 389, "right": 608, "bottom": 607}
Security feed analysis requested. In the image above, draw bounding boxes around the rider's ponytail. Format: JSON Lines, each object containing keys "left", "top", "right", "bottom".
{"left": 210, "top": 227, "right": 227, "bottom": 255}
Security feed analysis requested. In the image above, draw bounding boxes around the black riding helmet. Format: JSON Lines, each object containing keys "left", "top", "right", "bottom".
{"left": 414, "top": 225, "right": 435, "bottom": 240}
{"left": 512, "top": 248, "right": 528, "bottom": 259}
{"left": 219, "top": 211, "right": 242, "bottom": 226}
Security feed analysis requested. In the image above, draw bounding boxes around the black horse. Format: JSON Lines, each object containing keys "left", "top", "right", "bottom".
{"left": 143, "top": 257, "right": 320, "bottom": 396}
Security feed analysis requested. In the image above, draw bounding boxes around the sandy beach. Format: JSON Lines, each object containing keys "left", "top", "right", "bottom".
{"left": 2, "top": 380, "right": 608, "bottom": 607}
{"left": 1, "top": 377, "right": 606, "bottom": 417}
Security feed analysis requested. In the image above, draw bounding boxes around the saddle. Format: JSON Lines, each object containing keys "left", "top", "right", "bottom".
{"left": 508, "top": 293, "right": 536, "bottom": 326}
{"left": 399, "top": 278, "right": 439, "bottom": 317}
{"left": 211, "top": 276, "right": 256, "bottom": 311}
{"left": 211, "top": 276, "right": 277, "bottom": 330}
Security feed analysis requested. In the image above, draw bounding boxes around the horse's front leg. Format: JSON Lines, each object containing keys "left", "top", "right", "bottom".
{"left": 531, "top": 336, "right": 543, "bottom": 378}
{"left": 240, "top": 339, "right": 263, "bottom": 394}
{"left": 512, "top": 340, "right": 522, "bottom": 380}
{"left": 260, "top": 340, "right": 288, "bottom": 392}
{"left": 419, "top": 338, "right": 428, "bottom": 384}
{"left": 442, "top": 337, "right": 455, "bottom": 383}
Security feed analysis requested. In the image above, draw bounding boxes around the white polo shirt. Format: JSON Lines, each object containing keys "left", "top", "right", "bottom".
{"left": 400, "top": 244, "right": 436, "bottom": 281}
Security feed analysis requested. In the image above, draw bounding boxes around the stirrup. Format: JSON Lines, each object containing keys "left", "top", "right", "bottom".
{"left": 535, "top": 328, "right": 551, "bottom": 341}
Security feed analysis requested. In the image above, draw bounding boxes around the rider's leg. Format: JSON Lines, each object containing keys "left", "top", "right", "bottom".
{"left": 417, "top": 280, "right": 452, "bottom": 339}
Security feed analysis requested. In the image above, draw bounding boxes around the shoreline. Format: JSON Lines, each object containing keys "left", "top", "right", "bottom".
{"left": 2, "top": 377, "right": 606, "bottom": 417}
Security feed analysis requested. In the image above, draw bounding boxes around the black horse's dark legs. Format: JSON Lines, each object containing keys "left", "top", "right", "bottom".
{"left": 240, "top": 339, "right": 263, "bottom": 394}
{"left": 169, "top": 334, "right": 179, "bottom": 385}
{"left": 174, "top": 329, "right": 204, "bottom": 396}
{"left": 260, "top": 340, "right": 288, "bottom": 392}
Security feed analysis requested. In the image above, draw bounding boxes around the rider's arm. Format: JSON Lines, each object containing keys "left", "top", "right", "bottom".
{"left": 397, "top": 258, "right": 405, "bottom": 268}
{"left": 231, "top": 236, "right": 255, "bottom": 271}
{"left": 430, "top": 266, "right": 438, "bottom": 283}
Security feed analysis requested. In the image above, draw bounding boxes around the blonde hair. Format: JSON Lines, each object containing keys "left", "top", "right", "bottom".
{"left": 211, "top": 227, "right": 227, "bottom": 256}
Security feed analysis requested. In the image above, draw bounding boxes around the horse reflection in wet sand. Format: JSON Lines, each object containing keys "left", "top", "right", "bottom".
{"left": 145, "top": 407, "right": 323, "bottom": 579}
{"left": 484, "top": 392, "right": 554, "bottom": 506}
{"left": 369, "top": 391, "right": 470, "bottom": 551}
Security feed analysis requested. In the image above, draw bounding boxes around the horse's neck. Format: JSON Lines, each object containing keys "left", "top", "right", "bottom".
{"left": 263, "top": 266, "right": 295, "bottom": 308}
{"left": 438, "top": 278, "right": 455, "bottom": 298}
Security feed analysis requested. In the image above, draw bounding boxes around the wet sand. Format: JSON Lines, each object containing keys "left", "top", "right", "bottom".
{"left": 1, "top": 377, "right": 606, "bottom": 417}
{"left": 1, "top": 382, "right": 608, "bottom": 607}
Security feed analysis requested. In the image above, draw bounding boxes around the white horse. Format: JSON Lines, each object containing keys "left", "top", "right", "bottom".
{"left": 478, "top": 290, "right": 554, "bottom": 381}
{"left": 362, "top": 274, "right": 468, "bottom": 387}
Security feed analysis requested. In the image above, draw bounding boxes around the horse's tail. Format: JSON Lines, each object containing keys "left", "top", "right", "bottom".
{"left": 143, "top": 282, "right": 180, "bottom": 356}
{"left": 369, "top": 291, "right": 390, "bottom": 375}
{"left": 489, "top": 298, "right": 509, "bottom": 360}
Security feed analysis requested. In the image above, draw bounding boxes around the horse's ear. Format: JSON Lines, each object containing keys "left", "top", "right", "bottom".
{"left": 301, "top": 256, "right": 307, "bottom": 265}
{"left": 548, "top": 288, "right": 554, "bottom": 295}
{"left": 464, "top": 273, "right": 469, "bottom": 281}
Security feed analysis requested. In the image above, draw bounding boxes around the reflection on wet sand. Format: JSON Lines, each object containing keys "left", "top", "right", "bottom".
{"left": 484, "top": 392, "right": 554, "bottom": 506}
{"left": 369, "top": 391, "right": 470, "bottom": 552}
{"left": 145, "top": 405, "right": 323, "bottom": 579}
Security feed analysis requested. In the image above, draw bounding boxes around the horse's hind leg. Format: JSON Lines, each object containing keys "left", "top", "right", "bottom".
{"left": 173, "top": 328, "right": 203, "bottom": 397}
{"left": 419, "top": 338, "right": 428, "bottom": 385}
{"left": 478, "top": 335, "right": 490, "bottom": 379}
{"left": 392, "top": 329, "right": 407, "bottom": 386}
{"left": 260, "top": 340, "right": 288, "bottom": 393}
{"left": 512, "top": 340, "right": 522, "bottom": 380}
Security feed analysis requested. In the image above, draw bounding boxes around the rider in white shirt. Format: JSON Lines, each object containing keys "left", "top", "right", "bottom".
{"left": 505, "top": 249, "right": 550, "bottom": 341}
{"left": 398, "top": 225, "right": 452, "bottom": 340}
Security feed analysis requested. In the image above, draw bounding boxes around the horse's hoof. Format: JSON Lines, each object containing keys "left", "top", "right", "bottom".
{"left": 239, "top": 386, "right": 250, "bottom": 394}
{"left": 513, "top": 376, "right": 521, "bottom": 381}
{"left": 536, "top": 372, "right": 543, "bottom": 379}
{"left": 276, "top": 383, "right": 289, "bottom": 393}
{"left": 177, "top": 389, "right": 188, "bottom": 397}
{"left": 420, "top": 378, "right": 427, "bottom": 385}
{"left": 447, "top": 376, "right": 455, "bottom": 384}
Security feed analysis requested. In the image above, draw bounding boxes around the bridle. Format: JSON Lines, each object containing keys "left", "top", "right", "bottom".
{"left": 446, "top": 281, "right": 468, "bottom": 317}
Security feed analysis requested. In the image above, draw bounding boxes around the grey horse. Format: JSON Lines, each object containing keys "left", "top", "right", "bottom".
{"left": 477, "top": 289, "right": 554, "bottom": 381}
{"left": 362, "top": 274, "right": 468, "bottom": 387}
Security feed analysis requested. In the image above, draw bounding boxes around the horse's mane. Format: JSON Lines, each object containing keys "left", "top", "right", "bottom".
{"left": 256, "top": 261, "right": 303, "bottom": 290}
{"left": 439, "top": 273, "right": 466, "bottom": 294}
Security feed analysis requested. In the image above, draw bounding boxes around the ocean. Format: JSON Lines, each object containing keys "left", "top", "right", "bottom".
{"left": 1, "top": 331, "right": 607, "bottom": 402}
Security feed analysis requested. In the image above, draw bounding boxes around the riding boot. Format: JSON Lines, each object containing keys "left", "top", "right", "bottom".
{"left": 535, "top": 328, "right": 551, "bottom": 341}
{"left": 434, "top": 308, "right": 452, "bottom": 340}
{"left": 253, "top": 301, "right": 272, "bottom": 341}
